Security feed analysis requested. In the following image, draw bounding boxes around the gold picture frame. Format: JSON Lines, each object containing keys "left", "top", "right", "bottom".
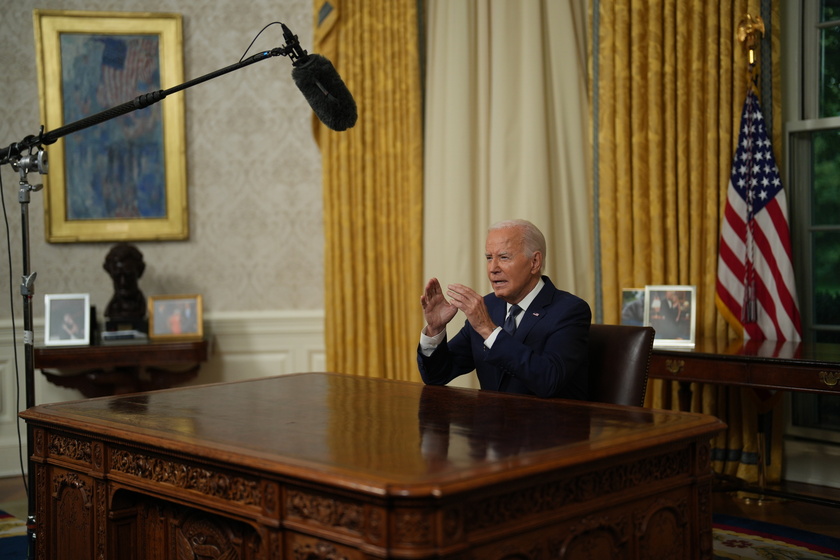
{"left": 148, "top": 294, "right": 203, "bottom": 340}
{"left": 34, "top": 10, "right": 187, "bottom": 242}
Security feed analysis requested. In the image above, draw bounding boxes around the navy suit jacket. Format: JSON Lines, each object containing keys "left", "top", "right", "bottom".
{"left": 417, "top": 276, "right": 591, "bottom": 399}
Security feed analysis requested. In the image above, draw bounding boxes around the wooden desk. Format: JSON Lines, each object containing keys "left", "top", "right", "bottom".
{"left": 21, "top": 372, "right": 724, "bottom": 560}
{"left": 34, "top": 338, "right": 209, "bottom": 398}
{"left": 649, "top": 337, "right": 840, "bottom": 411}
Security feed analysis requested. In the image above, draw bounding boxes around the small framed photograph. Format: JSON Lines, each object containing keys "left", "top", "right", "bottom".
{"left": 45, "top": 293, "right": 91, "bottom": 346}
{"left": 148, "top": 294, "right": 203, "bottom": 340}
{"left": 620, "top": 288, "right": 646, "bottom": 326}
{"left": 643, "top": 285, "right": 696, "bottom": 347}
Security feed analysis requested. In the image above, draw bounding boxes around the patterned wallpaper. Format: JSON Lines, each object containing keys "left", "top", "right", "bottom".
{"left": 0, "top": 0, "right": 323, "bottom": 322}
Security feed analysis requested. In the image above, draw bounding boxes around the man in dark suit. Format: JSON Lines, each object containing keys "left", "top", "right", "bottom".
{"left": 418, "top": 219, "right": 591, "bottom": 399}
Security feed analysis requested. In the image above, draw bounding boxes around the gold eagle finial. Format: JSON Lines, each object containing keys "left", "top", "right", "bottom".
{"left": 737, "top": 14, "right": 765, "bottom": 65}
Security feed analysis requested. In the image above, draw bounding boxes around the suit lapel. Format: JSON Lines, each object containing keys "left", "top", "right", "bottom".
{"left": 516, "top": 278, "right": 554, "bottom": 339}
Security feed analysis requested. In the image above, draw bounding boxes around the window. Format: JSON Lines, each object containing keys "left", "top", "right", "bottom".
{"left": 786, "top": 1, "right": 840, "bottom": 343}
{"left": 784, "top": 2, "right": 840, "bottom": 489}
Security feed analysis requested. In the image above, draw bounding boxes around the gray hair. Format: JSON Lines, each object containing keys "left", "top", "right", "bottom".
{"left": 488, "top": 219, "right": 546, "bottom": 271}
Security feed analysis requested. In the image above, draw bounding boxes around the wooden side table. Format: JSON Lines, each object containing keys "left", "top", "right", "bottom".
{"left": 649, "top": 336, "right": 840, "bottom": 411}
{"left": 34, "top": 338, "right": 209, "bottom": 397}
{"left": 649, "top": 336, "right": 840, "bottom": 507}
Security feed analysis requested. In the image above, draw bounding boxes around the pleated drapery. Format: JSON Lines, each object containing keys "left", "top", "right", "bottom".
{"left": 594, "top": 0, "right": 784, "bottom": 483}
{"left": 311, "top": 0, "right": 787, "bottom": 483}
{"left": 313, "top": 0, "right": 424, "bottom": 381}
{"left": 422, "top": 0, "right": 594, "bottom": 382}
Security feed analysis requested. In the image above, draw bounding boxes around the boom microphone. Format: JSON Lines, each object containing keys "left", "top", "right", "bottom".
{"left": 281, "top": 23, "right": 357, "bottom": 131}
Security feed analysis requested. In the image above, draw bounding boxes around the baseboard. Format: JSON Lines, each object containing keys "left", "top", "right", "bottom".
{"left": 783, "top": 436, "right": 840, "bottom": 489}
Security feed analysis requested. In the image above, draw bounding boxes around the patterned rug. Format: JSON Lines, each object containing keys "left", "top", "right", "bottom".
{"left": 0, "top": 510, "right": 25, "bottom": 560}
{"left": 2, "top": 509, "right": 840, "bottom": 558}
{"left": 714, "top": 513, "right": 840, "bottom": 559}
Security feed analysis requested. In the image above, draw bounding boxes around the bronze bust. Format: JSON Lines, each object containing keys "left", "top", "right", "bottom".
{"left": 103, "top": 243, "right": 147, "bottom": 325}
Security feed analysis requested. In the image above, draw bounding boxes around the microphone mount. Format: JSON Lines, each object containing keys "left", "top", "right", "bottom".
{"left": 280, "top": 23, "right": 309, "bottom": 66}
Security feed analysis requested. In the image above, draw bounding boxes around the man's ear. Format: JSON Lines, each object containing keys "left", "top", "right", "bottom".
{"left": 531, "top": 251, "right": 543, "bottom": 274}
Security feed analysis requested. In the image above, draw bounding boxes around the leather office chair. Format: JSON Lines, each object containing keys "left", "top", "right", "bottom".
{"left": 587, "top": 323, "right": 655, "bottom": 407}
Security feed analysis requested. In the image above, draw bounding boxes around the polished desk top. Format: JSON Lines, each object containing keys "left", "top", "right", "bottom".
{"left": 653, "top": 336, "right": 840, "bottom": 367}
{"left": 21, "top": 372, "right": 724, "bottom": 498}
{"left": 650, "top": 336, "right": 840, "bottom": 395}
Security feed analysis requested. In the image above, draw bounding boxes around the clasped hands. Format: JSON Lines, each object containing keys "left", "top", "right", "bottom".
{"left": 421, "top": 278, "right": 496, "bottom": 339}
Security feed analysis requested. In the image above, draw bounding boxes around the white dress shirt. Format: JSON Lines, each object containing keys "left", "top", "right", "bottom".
{"left": 420, "top": 278, "right": 545, "bottom": 356}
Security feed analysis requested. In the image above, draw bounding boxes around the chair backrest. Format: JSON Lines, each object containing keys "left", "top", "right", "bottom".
{"left": 587, "top": 323, "right": 655, "bottom": 407}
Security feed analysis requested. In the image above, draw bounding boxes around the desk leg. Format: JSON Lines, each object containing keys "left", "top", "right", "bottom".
{"left": 678, "top": 381, "right": 692, "bottom": 412}
{"left": 757, "top": 411, "right": 771, "bottom": 491}
{"left": 740, "top": 410, "right": 776, "bottom": 505}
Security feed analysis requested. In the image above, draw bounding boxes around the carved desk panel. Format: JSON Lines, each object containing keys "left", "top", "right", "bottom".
{"left": 21, "top": 372, "right": 724, "bottom": 560}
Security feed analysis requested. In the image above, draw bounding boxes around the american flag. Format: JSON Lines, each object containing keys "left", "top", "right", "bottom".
{"left": 95, "top": 37, "right": 158, "bottom": 109}
{"left": 715, "top": 90, "right": 802, "bottom": 341}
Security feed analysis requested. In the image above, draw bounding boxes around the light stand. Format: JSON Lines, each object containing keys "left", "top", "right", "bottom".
{"left": 9, "top": 151, "right": 45, "bottom": 560}
{"left": 1, "top": 29, "right": 306, "bottom": 559}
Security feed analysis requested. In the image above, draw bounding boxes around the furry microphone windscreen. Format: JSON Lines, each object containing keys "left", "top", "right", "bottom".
{"left": 291, "top": 54, "right": 358, "bottom": 131}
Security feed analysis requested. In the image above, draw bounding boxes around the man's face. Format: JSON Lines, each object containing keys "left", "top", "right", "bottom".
{"left": 485, "top": 227, "right": 541, "bottom": 304}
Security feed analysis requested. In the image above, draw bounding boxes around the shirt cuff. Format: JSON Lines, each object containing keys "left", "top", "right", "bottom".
{"left": 419, "top": 329, "right": 446, "bottom": 357}
{"left": 484, "top": 326, "right": 502, "bottom": 349}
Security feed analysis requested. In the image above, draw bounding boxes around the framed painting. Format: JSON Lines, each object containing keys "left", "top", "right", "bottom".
{"left": 45, "top": 293, "right": 90, "bottom": 346}
{"left": 148, "top": 294, "right": 203, "bottom": 340}
{"left": 643, "top": 285, "right": 697, "bottom": 348}
{"left": 34, "top": 10, "right": 188, "bottom": 242}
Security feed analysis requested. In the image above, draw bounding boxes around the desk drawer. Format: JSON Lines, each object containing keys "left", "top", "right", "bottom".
{"left": 650, "top": 355, "right": 748, "bottom": 385}
{"left": 746, "top": 363, "right": 840, "bottom": 394}
{"left": 650, "top": 354, "right": 840, "bottom": 395}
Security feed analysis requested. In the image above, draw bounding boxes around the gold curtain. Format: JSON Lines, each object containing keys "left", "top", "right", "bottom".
{"left": 313, "top": 0, "right": 424, "bottom": 381}
{"left": 594, "top": 0, "right": 784, "bottom": 483}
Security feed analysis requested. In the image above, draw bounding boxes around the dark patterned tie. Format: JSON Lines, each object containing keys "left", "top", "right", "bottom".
{"left": 503, "top": 305, "right": 522, "bottom": 335}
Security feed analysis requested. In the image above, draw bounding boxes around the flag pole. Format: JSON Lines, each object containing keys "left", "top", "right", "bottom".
{"left": 737, "top": 14, "right": 765, "bottom": 327}
{"left": 735, "top": 13, "right": 777, "bottom": 506}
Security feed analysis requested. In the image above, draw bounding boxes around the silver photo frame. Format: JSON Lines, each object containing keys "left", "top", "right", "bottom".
{"left": 643, "top": 285, "right": 696, "bottom": 348}
{"left": 44, "top": 293, "right": 91, "bottom": 346}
